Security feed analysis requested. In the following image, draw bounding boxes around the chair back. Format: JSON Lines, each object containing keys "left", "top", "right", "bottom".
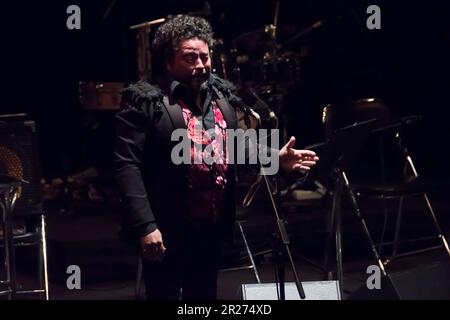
{"left": 0, "top": 114, "right": 42, "bottom": 216}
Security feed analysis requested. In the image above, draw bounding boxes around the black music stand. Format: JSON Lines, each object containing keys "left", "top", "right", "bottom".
{"left": 305, "top": 119, "right": 379, "bottom": 297}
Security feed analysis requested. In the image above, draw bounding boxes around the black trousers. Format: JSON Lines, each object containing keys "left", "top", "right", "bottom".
{"left": 142, "top": 222, "right": 223, "bottom": 300}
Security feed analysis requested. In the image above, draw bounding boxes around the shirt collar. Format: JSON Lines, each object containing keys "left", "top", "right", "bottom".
{"left": 169, "top": 79, "right": 184, "bottom": 97}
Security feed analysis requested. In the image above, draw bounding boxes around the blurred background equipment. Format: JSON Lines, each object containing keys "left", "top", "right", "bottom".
{"left": 316, "top": 97, "right": 450, "bottom": 293}
{"left": 0, "top": 114, "right": 48, "bottom": 300}
{"left": 79, "top": 82, "right": 124, "bottom": 111}
{"left": 130, "top": 17, "right": 166, "bottom": 81}
{"left": 0, "top": 114, "right": 42, "bottom": 214}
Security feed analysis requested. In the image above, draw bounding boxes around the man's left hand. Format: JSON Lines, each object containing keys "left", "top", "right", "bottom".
{"left": 279, "top": 136, "right": 319, "bottom": 172}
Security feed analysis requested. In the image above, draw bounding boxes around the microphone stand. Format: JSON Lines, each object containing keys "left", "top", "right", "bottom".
{"left": 263, "top": 165, "right": 306, "bottom": 300}
{"left": 242, "top": 110, "right": 306, "bottom": 300}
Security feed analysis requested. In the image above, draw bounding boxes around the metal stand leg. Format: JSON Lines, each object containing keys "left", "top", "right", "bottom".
{"left": 38, "top": 231, "right": 44, "bottom": 299}
{"left": 391, "top": 196, "right": 404, "bottom": 259}
{"left": 40, "top": 214, "right": 49, "bottom": 300}
{"left": 237, "top": 221, "right": 260, "bottom": 283}
{"left": 1, "top": 185, "right": 19, "bottom": 299}
{"left": 422, "top": 193, "right": 450, "bottom": 256}
{"left": 323, "top": 171, "right": 345, "bottom": 298}
{"left": 378, "top": 197, "right": 389, "bottom": 256}
{"left": 324, "top": 193, "right": 336, "bottom": 281}
{"left": 272, "top": 233, "right": 286, "bottom": 300}
{"left": 332, "top": 175, "right": 344, "bottom": 298}
{"left": 334, "top": 189, "right": 344, "bottom": 298}
{"left": 342, "top": 172, "right": 387, "bottom": 276}
{"left": 398, "top": 135, "right": 450, "bottom": 257}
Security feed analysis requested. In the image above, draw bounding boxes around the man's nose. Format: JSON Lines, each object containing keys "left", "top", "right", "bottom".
{"left": 195, "top": 57, "right": 205, "bottom": 69}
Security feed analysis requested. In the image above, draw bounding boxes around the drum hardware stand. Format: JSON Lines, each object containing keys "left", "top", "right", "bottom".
{"left": 130, "top": 17, "right": 166, "bottom": 81}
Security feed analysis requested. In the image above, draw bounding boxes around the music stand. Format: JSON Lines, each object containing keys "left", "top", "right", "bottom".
{"left": 305, "top": 119, "right": 384, "bottom": 297}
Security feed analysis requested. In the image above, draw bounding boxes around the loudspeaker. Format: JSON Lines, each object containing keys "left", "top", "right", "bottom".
{"left": 349, "top": 261, "right": 450, "bottom": 300}
{"left": 0, "top": 114, "right": 42, "bottom": 215}
{"left": 241, "top": 281, "right": 341, "bottom": 300}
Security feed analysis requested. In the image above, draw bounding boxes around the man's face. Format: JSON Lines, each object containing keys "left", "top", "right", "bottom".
{"left": 166, "top": 38, "right": 211, "bottom": 92}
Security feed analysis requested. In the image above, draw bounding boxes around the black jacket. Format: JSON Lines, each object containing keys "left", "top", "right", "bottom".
{"left": 114, "top": 74, "right": 241, "bottom": 246}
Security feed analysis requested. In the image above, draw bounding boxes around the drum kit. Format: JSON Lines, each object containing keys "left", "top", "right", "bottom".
{"left": 212, "top": 26, "right": 302, "bottom": 93}
{"left": 209, "top": 5, "right": 308, "bottom": 133}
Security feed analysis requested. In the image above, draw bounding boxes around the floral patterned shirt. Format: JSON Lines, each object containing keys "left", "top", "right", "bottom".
{"left": 180, "top": 100, "right": 229, "bottom": 223}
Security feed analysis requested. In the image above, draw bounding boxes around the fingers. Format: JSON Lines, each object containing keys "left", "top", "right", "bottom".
{"left": 293, "top": 151, "right": 319, "bottom": 161}
{"left": 305, "top": 155, "right": 319, "bottom": 161}
{"left": 293, "top": 164, "right": 311, "bottom": 171}
{"left": 140, "top": 229, "right": 166, "bottom": 261}
{"left": 284, "top": 136, "right": 296, "bottom": 150}
{"left": 300, "top": 161, "right": 317, "bottom": 167}
{"left": 299, "top": 150, "right": 317, "bottom": 157}
{"left": 290, "top": 156, "right": 318, "bottom": 171}
{"left": 143, "top": 243, "right": 166, "bottom": 262}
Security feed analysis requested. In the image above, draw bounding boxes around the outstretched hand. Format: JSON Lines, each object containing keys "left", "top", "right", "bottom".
{"left": 279, "top": 136, "right": 319, "bottom": 173}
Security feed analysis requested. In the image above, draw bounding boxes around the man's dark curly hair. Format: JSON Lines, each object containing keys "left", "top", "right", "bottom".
{"left": 151, "top": 15, "right": 214, "bottom": 80}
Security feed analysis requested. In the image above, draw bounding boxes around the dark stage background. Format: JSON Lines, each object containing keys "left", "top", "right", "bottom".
{"left": 1, "top": 0, "right": 449, "bottom": 181}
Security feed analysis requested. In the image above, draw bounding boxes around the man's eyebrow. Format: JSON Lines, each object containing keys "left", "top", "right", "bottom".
{"left": 180, "top": 47, "right": 197, "bottom": 52}
{"left": 179, "top": 49, "right": 209, "bottom": 56}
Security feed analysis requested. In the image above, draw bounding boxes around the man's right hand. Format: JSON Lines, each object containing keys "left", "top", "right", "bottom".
{"left": 140, "top": 229, "right": 166, "bottom": 262}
